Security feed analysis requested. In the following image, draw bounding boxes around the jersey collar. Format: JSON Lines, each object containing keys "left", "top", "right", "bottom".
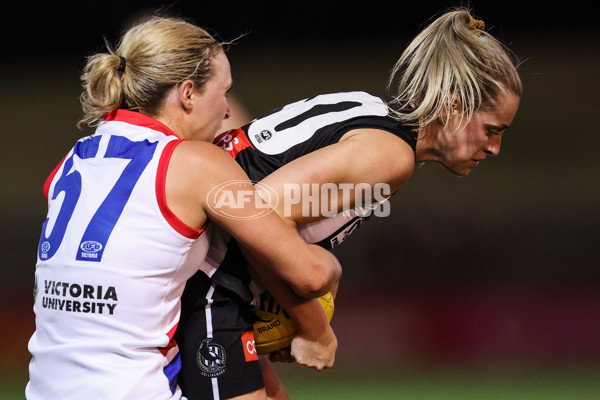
{"left": 104, "top": 109, "right": 180, "bottom": 138}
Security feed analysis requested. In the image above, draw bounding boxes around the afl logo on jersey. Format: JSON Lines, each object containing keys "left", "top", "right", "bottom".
{"left": 197, "top": 338, "right": 226, "bottom": 377}
{"left": 40, "top": 241, "right": 51, "bottom": 253}
{"left": 260, "top": 130, "right": 272, "bottom": 140}
{"left": 254, "top": 130, "right": 273, "bottom": 144}
{"left": 80, "top": 241, "right": 103, "bottom": 253}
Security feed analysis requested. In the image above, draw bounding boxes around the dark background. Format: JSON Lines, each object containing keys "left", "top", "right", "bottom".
{"left": 1, "top": 0, "right": 599, "bottom": 388}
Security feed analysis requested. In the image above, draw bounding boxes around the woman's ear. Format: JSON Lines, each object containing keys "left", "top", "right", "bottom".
{"left": 437, "top": 97, "right": 461, "bottom": 127}
{"left": 177, "top": 79, "right": 196, "bottom": 111}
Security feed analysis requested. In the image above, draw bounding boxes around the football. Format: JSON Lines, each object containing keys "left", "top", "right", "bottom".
{"left": 253, "top": 290, "right": 335, "bottom": 355}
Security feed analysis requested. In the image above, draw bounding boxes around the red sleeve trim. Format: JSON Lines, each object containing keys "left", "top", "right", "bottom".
{"left": 156, "top": 139, "right": 205, "bottom": 239}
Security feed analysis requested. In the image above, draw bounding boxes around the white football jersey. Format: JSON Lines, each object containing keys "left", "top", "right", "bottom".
{"left": 193, "top": 91, "right": 414, "bottom": 301}
{"left": 213, "top": 90, "right": 413, "bottom": 251}
{"left": 27, "top": 110, "right": 209, "bottom": 399}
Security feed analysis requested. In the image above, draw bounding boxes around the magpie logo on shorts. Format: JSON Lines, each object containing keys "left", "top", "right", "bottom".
{"left": 197, "top": 338, "right": 226, "bottom": 377}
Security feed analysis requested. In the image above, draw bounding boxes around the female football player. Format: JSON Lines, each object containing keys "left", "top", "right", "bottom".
{"left": 26, "top": 16, "right": 341, "bottom": 400}
{"left": 176, "top": 7, "right": 522, "bottom": 400}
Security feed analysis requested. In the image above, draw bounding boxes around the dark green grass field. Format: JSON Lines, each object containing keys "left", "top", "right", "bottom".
{"left": 276, "top": 365, "right": 600, "bottom": 400}
{"left": 5, "top": 365, "right": 599, "bottom": 399}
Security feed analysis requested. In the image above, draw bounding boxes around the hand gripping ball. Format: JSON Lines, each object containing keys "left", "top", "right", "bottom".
{"left": 253, "top": 290, "right": 335, "bottom": 355}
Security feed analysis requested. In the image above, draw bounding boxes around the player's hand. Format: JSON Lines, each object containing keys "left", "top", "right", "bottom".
{"left": 289, "top": 324, "right": 337, "bottom": 370}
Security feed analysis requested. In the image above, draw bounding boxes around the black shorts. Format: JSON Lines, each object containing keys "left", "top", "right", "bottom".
{"left": 176, "top": 270, "right": 264, "bottom": 400}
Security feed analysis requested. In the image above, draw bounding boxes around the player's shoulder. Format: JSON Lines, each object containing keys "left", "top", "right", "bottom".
{"left": 342, "top": 127, "right": 416, "bottom": 187}
{"left": 169, "top": 140, "right": 241, "bottom": 179}
{"left": 303, "top": 90, "right": 387, "bottom": 105}
{"left": 263, "top": 91, "right": 387, "bottom": 113}
{"left": 174, "top": 140, "right": 230, "bottom": 162}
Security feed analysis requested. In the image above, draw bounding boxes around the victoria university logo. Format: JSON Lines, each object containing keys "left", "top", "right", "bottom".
{"left": 197, "top": 338, "right": 226, "bottom": 377}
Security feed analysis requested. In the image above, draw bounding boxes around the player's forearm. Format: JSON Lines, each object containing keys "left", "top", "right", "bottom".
{"left": 242, "top": 244, "right": 331, "bottom": 334}
{"left": 268, "top": 284, "right": 330, "bottom": 338}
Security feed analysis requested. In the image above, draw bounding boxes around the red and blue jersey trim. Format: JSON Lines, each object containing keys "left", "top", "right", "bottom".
{"left": 159, "top": 323, "right": 182, "bottom": 395}
{"left": 104, "top": 109, "right": 180, "bottom": 138}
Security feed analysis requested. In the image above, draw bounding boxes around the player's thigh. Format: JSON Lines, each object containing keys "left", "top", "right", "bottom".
{"left": 259, "top": 357, "right": 289, "bottom": 400}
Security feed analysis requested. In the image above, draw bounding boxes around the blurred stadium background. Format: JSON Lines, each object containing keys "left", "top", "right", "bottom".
{"left": 1, "top": 1, "right": 599, "bottom": 398}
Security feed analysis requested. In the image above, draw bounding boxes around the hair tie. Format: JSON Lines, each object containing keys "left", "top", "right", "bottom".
{"left": 117, "top": 56, "right": 126, "bottom": 72}
{"left": 468, "top": 18, "right": 485, "bottom": 35}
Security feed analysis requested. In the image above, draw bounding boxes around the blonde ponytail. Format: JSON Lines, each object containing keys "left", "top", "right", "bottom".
{"left": 386, "top": 8, "right": 522, "bottom": 131}
{"left": 78, "top": 16, "right": 224, "bottom": 128}
{"left": 79, "top": 50, "right": 125, "bottom": 128}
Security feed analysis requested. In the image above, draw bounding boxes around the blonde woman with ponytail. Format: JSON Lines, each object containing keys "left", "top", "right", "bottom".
{"left": 176, "top": 7, "right": 523, "bottom": 400}
{"left": 26, "top": 16, "right": 342, "bottom": 400}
